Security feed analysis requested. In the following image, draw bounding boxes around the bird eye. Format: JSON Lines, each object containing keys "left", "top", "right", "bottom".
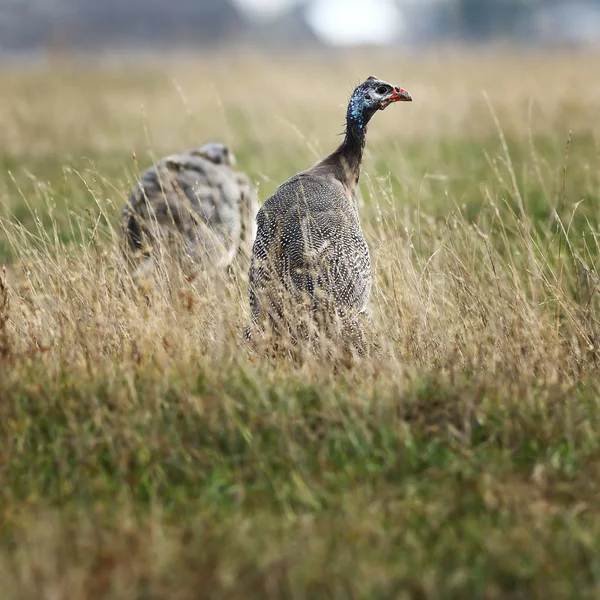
{"left": 376, "top": 85, "right": 389, "bottom": 95}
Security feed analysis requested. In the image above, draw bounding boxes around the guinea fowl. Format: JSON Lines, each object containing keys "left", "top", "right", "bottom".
{"left": 247, "top": 76, "right": 412, "bottom": 346}
{"left": 122, "top": 142, "right": 259, "bottom": 278}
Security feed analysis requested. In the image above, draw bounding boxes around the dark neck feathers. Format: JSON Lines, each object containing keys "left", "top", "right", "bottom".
{"left": 318, "top": 96, "right": 374, "bottom": 196}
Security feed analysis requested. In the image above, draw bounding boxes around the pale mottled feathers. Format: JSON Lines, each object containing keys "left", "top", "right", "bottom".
{"left": 122, "top": 143, "right": 259, "bottom": 275}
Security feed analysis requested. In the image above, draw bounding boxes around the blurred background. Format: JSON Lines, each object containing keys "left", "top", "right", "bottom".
{"left": 1, "top": 0, "right": 600, "bottom": 57}
{"left": 1, "top": 0, "right": 599, "bottom": 264}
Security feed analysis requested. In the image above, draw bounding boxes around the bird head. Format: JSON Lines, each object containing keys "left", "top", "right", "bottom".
{"left": 194, "top": 143, "right": 236, "bottom": 166}
{"left": 347, "top": 76, "right": 412, "bottom": 129}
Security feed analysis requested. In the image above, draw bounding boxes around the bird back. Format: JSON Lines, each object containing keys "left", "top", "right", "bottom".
{"left": 122, "top": 149, "right": 258, "bottom": 274}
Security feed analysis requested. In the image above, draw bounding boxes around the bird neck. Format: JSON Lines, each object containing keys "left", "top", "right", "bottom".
{"left": 315, "top": 99, "right": 375, "bottom": 198}
{"left": 331, "top": 115, "right": 369, "bottom": 195}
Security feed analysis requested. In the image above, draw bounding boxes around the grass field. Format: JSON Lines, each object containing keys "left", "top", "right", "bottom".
{"left": 1, "top": 50, "right": 600, "bottom": 598}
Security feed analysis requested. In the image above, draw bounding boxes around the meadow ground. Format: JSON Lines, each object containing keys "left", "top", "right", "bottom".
{"left": 1, "top": 49, "right": 600, "bottom": 598}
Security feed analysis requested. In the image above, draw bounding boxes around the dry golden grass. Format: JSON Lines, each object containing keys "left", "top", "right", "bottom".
{"left": 1, "top": 50, "right": 600, "bottom": 598}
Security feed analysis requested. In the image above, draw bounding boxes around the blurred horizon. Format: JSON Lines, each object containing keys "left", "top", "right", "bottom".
{"left": 1, "top": 0, "right": 600, "bottom": 58}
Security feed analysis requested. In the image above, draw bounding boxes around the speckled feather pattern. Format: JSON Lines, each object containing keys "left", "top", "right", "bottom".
{"left": 247, "top": 76, "right": 409, "bottom": 344}
{"left": 248, "top": 172, "right": 371, "bottom": 326}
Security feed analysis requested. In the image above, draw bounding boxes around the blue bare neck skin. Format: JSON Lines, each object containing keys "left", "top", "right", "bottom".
{"left": 348, "top": 93, "right": 367, "bottom": 131}
{"left": 345, "top": 89, "right": 378, "bottom": 149}
{"left": 346, "top": 92, "right": 373, "bottom": 141}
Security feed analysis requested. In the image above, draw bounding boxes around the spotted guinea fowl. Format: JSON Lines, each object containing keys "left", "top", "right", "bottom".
{"left": 122, "top": 142, "right": 259, "bottom": 277}
{"left": 247, "top": 76, "right": 412, "bottom": 345}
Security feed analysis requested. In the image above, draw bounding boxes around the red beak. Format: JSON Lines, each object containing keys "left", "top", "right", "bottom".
{"left": 390, "top": 87, "right": 412, "bottom": 102}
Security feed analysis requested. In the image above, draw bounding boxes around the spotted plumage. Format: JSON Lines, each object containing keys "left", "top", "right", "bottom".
{"left": 122, "top": 143, "right": 259, "bottom": 277}
{"left": 247, "top": 76, "right": 412, "bottom": 345}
